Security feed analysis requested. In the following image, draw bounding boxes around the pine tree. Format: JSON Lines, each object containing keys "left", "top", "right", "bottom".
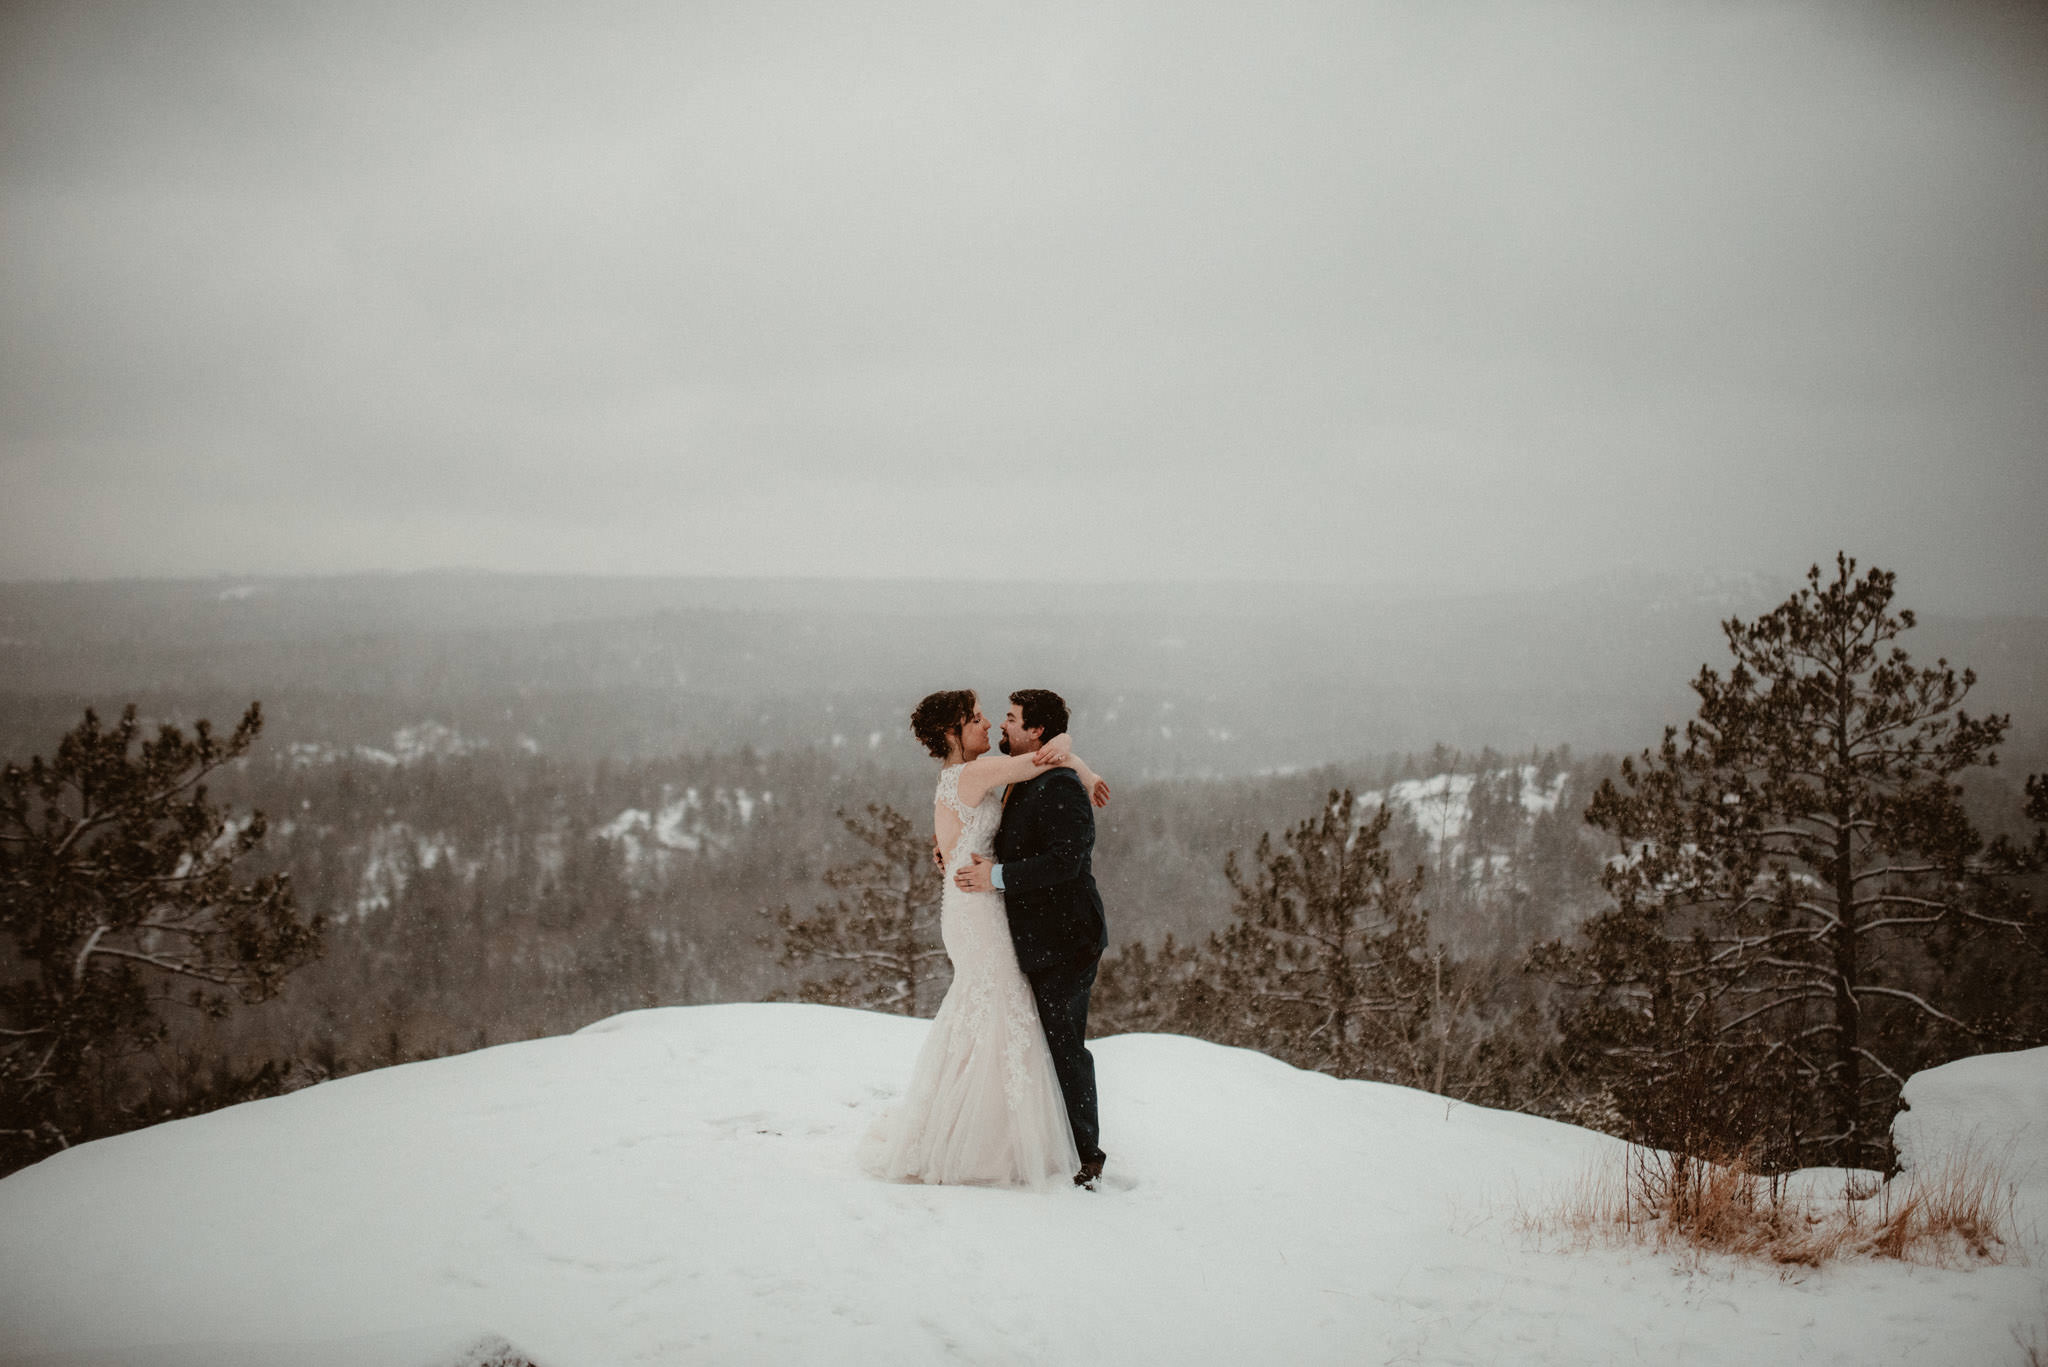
{"left": 1198, "top": 789, "right": 1432, "bottom": 1080}
{"left": 764, "top": 804, "right": 947, "bottom": 1016}
{"left": 0, "top": 703, "right": 323, "bottom": 1172}
{"left": 1089, "top": 934, "right": 1206, "bottom": 1037}
{"left": 1542, "top": 555, "right": 2032, "bottom": 1168}
{"left": 2025, "top": 775, "right": 2048, "bottom": 868}
{"left": 1091, "top": 788, "right": 1546, "bottom": 1100}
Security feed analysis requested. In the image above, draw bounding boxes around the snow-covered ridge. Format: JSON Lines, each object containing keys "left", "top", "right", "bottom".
{"left": 285, "top": 722, "right": 508, "bottom": 769}
{"left": 596, "top": 785, "right": 772, "bottom": 870}
{"left": 308, "top": 783, "right": 772, "bottom": 920}
{"left": 1359, "top": 763, "right": 1571, "bottom": 846}
{"left": 0, "top": 1008, "right": 2038, "bottom": 1366}
{"left": 353, "top": 822, "right": 474, "bottom": 916}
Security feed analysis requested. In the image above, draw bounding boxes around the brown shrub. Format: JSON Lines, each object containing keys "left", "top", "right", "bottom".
{"left": 1522, "top": 1141, "right": 2020, "bottom": 1271}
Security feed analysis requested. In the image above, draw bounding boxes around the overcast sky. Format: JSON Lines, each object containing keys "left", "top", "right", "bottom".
{"left": 2, "top": 1, "right": 2043, "bottom": 610}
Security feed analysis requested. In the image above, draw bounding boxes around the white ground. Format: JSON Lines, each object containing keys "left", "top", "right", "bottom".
{"left": 0, "top": 1006, "right": 2041, "bottom": 1367}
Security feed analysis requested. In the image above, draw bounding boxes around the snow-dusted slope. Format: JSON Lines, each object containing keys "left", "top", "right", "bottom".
{"left": 1896, "top": 1045, "right": 2048, "bottom": 1223}
{"left": 0, "top": 1006, "right": 2040, "bottom": 1367}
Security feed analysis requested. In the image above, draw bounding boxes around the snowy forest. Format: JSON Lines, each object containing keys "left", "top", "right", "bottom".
{"left": 3, "top": 562, "right": 2045, "bottom": 1178}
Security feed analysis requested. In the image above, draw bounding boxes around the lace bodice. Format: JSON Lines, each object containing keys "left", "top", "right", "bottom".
{"left": 936, "top": 764, "right": 1002, "bottom": 870}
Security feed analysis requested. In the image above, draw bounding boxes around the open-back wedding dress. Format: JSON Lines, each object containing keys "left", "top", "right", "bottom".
{"left": 859, "top": 764, "right": 1080, "bottom": 1190}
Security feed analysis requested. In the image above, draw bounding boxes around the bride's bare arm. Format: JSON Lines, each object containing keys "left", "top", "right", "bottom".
{"left": 956, "top": 734, "right": 1084, "bottom": 807}
{"left": 1039, "top": 734, "right": 1111, "bottom": 809}
{"left": 1071, "top": 758, "right": 1111, "bottom": 809}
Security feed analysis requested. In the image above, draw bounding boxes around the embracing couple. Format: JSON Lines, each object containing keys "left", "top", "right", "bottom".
{"left": 859, "top": 688, "right": 1113, "bottom": 1192}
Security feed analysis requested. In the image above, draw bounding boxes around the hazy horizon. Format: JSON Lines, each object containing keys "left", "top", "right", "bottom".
{"left": 4, "top": 1, "right": 2044, "bottom": 611}
{"left": 0, "top": 561, "right": 2038, "bottom": 621}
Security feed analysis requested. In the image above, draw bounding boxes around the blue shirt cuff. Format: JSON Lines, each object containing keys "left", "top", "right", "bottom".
{"left": 991, "top": 863, "right": 1005, "bottom": 890}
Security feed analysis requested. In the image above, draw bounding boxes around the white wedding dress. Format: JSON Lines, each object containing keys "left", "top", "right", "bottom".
{"left": 859, "top": 764, "right": 1081, "bottom": 1190}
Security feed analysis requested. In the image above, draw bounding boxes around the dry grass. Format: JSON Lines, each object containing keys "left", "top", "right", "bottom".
{"left": 1520, "top": 1142, "right": 2021, "bottom": 1271}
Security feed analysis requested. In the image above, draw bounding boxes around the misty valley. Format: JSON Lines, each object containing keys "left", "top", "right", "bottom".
{"left": 2, "top": 569, "right": 2044, "bottom": 1180}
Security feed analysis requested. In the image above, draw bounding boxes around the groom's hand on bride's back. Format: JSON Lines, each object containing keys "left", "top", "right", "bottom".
{"left": 954, "top": 853, "right": 996, "bottom": 893}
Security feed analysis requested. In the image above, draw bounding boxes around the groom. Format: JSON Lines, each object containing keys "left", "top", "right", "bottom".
{"left": 954, "top": 688, "right": 1110, "bottom": 1188}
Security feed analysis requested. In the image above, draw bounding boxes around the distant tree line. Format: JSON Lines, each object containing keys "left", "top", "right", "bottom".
{"left": 3, "top": 554, "right": 2042, "bottom": 1178}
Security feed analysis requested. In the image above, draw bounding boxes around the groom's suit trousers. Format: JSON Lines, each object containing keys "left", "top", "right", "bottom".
{"left": 1027, "top": 955, "right": 1102, "bottom": 1166}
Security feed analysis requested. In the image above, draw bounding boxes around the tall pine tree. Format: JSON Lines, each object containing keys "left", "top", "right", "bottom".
{"left": 1544, "top": 556, "right": 2030, "bottom": 1168}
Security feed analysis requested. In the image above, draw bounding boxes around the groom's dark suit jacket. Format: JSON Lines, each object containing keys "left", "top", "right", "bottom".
{"left": 995, "top": 767, "right": 1109, "bottom": 976}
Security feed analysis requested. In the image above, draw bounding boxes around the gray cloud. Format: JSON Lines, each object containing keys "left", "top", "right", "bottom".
{"left": 2, "top": 0, "right": 2044, "bottom": 607}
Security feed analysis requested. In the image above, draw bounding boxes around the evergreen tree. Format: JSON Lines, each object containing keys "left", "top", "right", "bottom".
{"left": 1542, "top": 556, "right": 2032, "bottom": 1168}
{"left": 1094, "top": 787, "right": 1548, "bottom": 1102}
{"left": 0, "top": 704, "right": 323, "bottom": 1171}
{"left": 1090, "top": 934, "right": 1205, "bottom": 1038}
{"left": 764, "top": 804, "right": 947, "bottom": 1015}
{"left": 1194, "top": 790, "right": 1432, "bottom": 1080}
{"left": 2025, "top": 774, "right": 2048, "bottom": 871}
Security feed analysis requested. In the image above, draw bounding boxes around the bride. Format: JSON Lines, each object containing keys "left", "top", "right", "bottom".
{"left": 861, "top": 689, "right": 1109, "bottom": 1190}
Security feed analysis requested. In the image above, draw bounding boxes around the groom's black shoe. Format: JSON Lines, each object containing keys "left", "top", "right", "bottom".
{"left": 1075, "top": 1156, "right": 1105, "bottom": 1189}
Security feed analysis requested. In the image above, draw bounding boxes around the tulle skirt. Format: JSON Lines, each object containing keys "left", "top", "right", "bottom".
{"left": 860, "top": 888, "right": 1079, "bottom": 1191}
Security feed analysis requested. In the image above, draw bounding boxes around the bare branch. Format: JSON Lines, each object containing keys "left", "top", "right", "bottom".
{"left": 1712, "top": 990, "right": 1835, "bottom": 1035}
{"left": 1856, "top": 1048, "right": 1908, "bottom": 1088}
{"left": 1848, "top": 984, "right": 1975, "bottom": 1034}
{"left": 82, "top": 944, "right": 241, "bottom": 986}
{"left": 72, "top": 925, "right": 109, "bottom": 985}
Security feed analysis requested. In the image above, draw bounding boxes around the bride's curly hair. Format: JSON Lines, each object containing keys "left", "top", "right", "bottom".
{"left": 911, "top": 689, "right": 977, "bottom": 759}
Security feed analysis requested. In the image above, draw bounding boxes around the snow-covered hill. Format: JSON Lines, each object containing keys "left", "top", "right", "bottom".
{"left": 596, "top": 785, "right": 772, "bottom": 870}
{"left": 1364, "top": 763, "right": 1571, "bottom": 847}
{"left": 0, "top": 1006, "right": 2041, "bottom": 1366}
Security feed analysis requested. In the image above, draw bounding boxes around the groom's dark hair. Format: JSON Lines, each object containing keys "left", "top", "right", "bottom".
{"left": 1008, "top": 689, "right": 1069, "bottom": 743}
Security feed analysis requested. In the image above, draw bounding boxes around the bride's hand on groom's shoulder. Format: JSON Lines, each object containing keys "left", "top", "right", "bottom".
{"left": 1089, "top": 776, "right": 1111, "bottom": 808}
{"left": 1033, "top": 733, "right": 1074, "bottom": 766}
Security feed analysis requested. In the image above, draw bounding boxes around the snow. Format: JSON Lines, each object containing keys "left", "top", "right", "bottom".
{"left": 1896, "top": 1045, "right": 2048, "bottom": 1233}
{"left": 1520, "top": 766, "right": 1570, "bottom": 815}
{"left": 600, "top": 789, "right": 705, "bottom": 867}
{"left": 0, "top": 1006, "right": 2040, "bottom": 1366}
{"left": 596, "top": 807, "right": 655, "bottom": 842}
{"left": 1379, "top": 771, "right": 1478, "bottom": 843}
{"left": 390, "top": 723, "right": 482, "bottom": 765}
{"left": 598, "top": 794, "right": 704, "bottom": 866}
{"left": 283, "top": 725, "right": 483, "bottom": 770}
{"left": 352, "top": 823, "right": 468, "bottom": 916}
{"left": 1358, "top": 764, "right": 1570, "bottom": 849}
{"left": 597, "top": 788, "right": 770, "bottom": 872}
{"left": 651, "top": 789, "right": 702, "bottom": 849}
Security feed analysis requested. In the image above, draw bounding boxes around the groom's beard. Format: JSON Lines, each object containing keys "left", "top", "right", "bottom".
{"left": 999, "top": 734, "right": 1010, "bottom": 755}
